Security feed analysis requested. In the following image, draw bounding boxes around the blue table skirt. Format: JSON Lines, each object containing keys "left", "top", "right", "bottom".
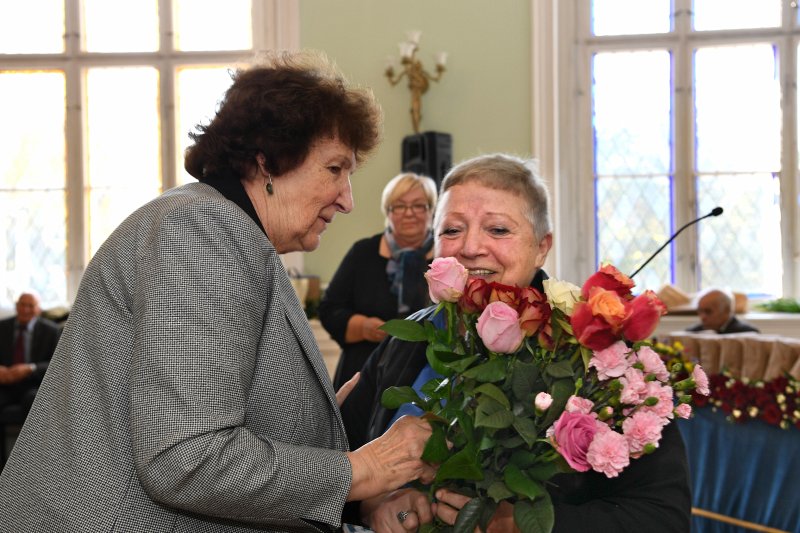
{"left": 677, "top": 407, "right": 800, "bottom": 532}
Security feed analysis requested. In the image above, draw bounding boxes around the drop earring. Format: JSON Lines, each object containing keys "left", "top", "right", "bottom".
{"left": 265, "top": 174, "right": 274, "bottom": 195}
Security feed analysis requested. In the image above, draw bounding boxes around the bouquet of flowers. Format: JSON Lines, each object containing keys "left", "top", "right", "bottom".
{"left": 380, "top": 259, "right": 710, "bottom": 533}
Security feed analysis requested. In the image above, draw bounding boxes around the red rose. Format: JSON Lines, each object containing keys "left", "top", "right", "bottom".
{"left": 570, "top": 301, "right": 618, "bottom": 351}
{"left": 760, "top": 403, "right": 782, "bottom": 426}
{"left": 581, "top": 264, "right": 635, "bottom": 301}
{"left": 622, "top": 291, "right": 667, "bottom": 342}
{"left": 489, "top": 283, "right": 522, "bottom": 307}
{"left": 459, "top": 278, "right": 491, "bottom": 314}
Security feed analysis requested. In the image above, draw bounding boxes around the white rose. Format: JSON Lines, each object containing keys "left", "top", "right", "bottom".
{"left": 543, "top": 278, "right": 582, "bottom": 315}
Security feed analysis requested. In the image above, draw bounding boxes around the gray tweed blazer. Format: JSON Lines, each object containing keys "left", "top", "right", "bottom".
{"left": 0, "top": 183, "right": 351, "bottom": 532}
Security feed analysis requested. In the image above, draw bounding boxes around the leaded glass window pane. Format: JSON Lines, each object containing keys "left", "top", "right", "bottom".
{"left": 86, "top": 67, "right": 161, "bottom": 256}
{"left": 593, "top": 50, "right": 672, "bottom": 292}
{"left": 696, "top": 174, "right": 781, "bottom": 296}
{"left": 596, "top": 176, "right": 672, "bottom": 292}
{"left": 592, "top": 0, "right": 671, "bottom": 36}
{"left": 0, "top": 0, "right": 64, "bottom": 54}
{"left": 0, "top": 71, "right": 67, "bottom": 306}
{"left": 173, "top": 0, "right": 252, "bottom": 51}
{"left": 695, "top": 44, "right": 781, "bottom": 173}
{"left": 175, "top": 66, "right": 236, "bottom": 185}
{"left": 83, "top": 0, "right": 159, "bottom": 52}
{"left": 693, "top": 0, "right": 781, "bottom": 31}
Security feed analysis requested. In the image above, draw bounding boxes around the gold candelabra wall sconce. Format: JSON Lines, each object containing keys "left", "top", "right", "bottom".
{"left": 384, "top": 30, "right": 447, "bottom": 134}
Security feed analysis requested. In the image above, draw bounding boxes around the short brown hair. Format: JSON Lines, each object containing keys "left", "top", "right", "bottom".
{"left": 185, "top": 50, "right": 383, "bottom": 180}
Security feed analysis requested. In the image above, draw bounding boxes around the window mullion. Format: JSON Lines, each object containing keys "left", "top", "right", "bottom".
{"left": 781, "top": 3, "right": 799, "bottom": 297}
{"left": 159, "top": 0, "right": 176, "bottom": 191}
{"left": 673, "top": 0, "right": 697, "bottom": 293}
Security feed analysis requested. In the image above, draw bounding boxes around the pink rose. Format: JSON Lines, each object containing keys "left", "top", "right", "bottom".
{"left": 622, "top": 291, "right": 667, "bottom": 342}
{"left": 675, "top": 403, "right": 692, "bottom": 419}
{"left": 550, "top": 411, "right": 601, "bottom": 472}
{"left": 476, "top": 301, "right": 524, "bottom": 353}
{"left": 589, "top": 341, "right": 631, "bottom": 380}
{"left": 587, "top": 430, "right": 630, "bottom": 478}
{"left": 425, "top": 257, "right": 468, "bottom": 303}
{"left": 565, "top": 395, "right": 595, "bottom": 414}
{"left": 636, "top": 346, "right": 670, "bottom": 381}
{"left": 622, "top": 410, "right": 665, "bottom": 456}
{"left": 535, "top": 392, "right": 553, "bottom": 411}
{"left": 692, "top": 364, "right": 710, "bottom": 396}
{"left": 619, "top": 367, "right": 647, "bottom": 405}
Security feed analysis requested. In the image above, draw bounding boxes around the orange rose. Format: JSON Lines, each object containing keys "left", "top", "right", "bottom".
{"left": 459, "top": 278, "right": 492, "bottom": 313}
{"left": 586, "top": 287, "right": 627, "bottom": 330}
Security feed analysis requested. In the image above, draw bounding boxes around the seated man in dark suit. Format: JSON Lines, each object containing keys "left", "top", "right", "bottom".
{"left": 687, "top": 288, "right": 760, "bottom": 334}
{"left": 0, "top": 292, "right": 62, "bottom": 413}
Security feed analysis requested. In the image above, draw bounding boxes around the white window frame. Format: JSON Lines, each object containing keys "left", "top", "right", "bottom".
{"left": 533, "top": 0, "right": 800, "bottom": 299}
{"left": 1, "top": 0, "right": 299, "bottom": 306}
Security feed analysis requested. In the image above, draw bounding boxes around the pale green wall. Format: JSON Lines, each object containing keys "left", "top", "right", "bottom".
{"left": 300, "top": 0, "right": 532, "bottom": 283}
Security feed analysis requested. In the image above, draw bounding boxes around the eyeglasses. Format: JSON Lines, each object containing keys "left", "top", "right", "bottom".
{"left": 389, "top": 203, "right": 429, "bottom": 215}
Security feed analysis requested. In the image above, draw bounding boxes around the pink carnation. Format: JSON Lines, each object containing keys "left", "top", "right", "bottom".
{"left": 641, "top": 382, "right": 675, "bottom": 419}
{"left": 622, "top": 410, "right": 665, "bottom": 456}
{"left": 636, "top": 346, "right": 670, "bottom": 382}
{"left": 565, "top": 395, "right": 595, "bottom": 414}
{"left": 589, "top": 341, "right": 631, "bottom": 380}
{"left": 550, "top": 411, "right": 601, "bottom": 472}
{"left": 619, "top": 367, "right": 647, "bottom": 405}
{"left": 675, "top": 403, "right": 692, "bottom": 419}
{"left": 587, "top": 430, "right": 630, "bottom": 478}
{"left": 692, "top": 364, "right": 710, "bottom": 396}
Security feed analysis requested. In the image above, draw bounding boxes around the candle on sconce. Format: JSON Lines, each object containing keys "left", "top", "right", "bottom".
{"left": 384, "top": 30, "right": 448, "bottom": 134}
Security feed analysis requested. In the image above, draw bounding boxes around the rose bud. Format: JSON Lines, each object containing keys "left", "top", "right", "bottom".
{"left": 425, "top": 257, "right": 468, "bottom": 303}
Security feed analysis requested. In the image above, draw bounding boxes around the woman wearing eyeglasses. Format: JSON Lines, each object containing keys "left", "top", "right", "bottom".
{"left": 319, "top": 173, "right": 438, "bottom": 389}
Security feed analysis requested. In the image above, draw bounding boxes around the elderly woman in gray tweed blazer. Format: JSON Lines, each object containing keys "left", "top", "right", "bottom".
{"left": 0, "top": 51, "right": 435, "bottom": 532}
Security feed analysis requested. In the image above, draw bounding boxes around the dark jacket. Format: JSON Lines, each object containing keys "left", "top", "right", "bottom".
{"left": 0, "top": 316, "right": 61, "bottom": 383}
{"left": 687, "top": 315, "right": 760, "bottom": 334}
{"left": 340, "top": 270, "right": 692, "bottom": 532}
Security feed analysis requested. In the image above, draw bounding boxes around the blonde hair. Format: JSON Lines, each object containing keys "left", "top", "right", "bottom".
{"left": 381, "top": 173, "right": 438, "bottom": 223}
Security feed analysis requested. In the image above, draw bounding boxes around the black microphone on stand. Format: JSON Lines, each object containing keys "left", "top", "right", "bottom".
{"left": 629, "top": 207, "right": 724, "bottom": 279}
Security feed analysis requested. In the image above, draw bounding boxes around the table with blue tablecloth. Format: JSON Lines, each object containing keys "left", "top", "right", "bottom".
{"left": 677, "top": 407, "right": 800, "bottom": 532}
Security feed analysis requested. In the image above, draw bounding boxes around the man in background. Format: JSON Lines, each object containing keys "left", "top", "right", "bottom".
{"left": 687, "top": 288, "right": 760, "bottom": 334}
{"left": 0, "top": 292, "right": 61, "bottom": 412}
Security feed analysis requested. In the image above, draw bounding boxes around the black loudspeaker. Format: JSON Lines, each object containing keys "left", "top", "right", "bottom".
{"left": 401, "top": 131, "right": 452, "bottom": 189}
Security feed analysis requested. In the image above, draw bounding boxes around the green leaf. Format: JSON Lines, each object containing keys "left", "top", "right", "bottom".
{"left": 504, "top": 464, "right": 545, "bottom": 500}
{"left": 487, "top": 480, "right": 514, "bottom": 502}
{"left": 527, "top": 461, "right": 560, "bottom": 482}
{"left": 462, "top": 357, "right": 508, "bottom": 382}
{"left": 436, "top": 446, "right": 484, "bottom": 482}
{"left": 545, "top": 359, "right": 574, "bottom": 379}
{"left": 453, "top": 497, "right": 484, "bottom": 533}
{"left": 422, "top": 423, "right": 450, "bottom": 464}
{"left": 513, "top": 495, "right": 554, "bottom": 533}
{"left": 509, "top": 449, "right": 539, "bottom": 469}
{"left": 580, "top": 345, "right": 592, "bottom": 373}
{"left": 475, "top": 397, "right": 514, "bottom": 429}
{"left": 474, "top": 383, "right": 511, "bottom": 409}
{"left": 379, "top": 318, "right": 428, "bottom": 341}
{"left": 511, "top": 360, "right": 541, "bottom": 401}
{"left": 426, "top": 343, "right": 455, "bottom": 377}
{"left": 445, "top": 354, "right": 480, "bottom": 373}
{"left": 541, "top": 378, "right": 573, "bottom": 428}
{"left": 512, "top": 416, "right": 539, "bottom": 447}
{"left": 381, "top": 386, "right": 423, "bottom": 409}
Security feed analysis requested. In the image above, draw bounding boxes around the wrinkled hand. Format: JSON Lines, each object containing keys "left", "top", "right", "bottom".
{"left": 433, "top": 489, "right": 518, "bottom": 533}
{"left": 336, "top": 371, "right": 360, "bottom": 407}
{"left": 362, "top": 488, "right": 433, "bottom": 533}
{"left": 0, "top": 364, "right": 32, "bottom": 385}
{"left": 346, "top": 415, "right": 436, "bottom": 502}
{"left": 362, "top": 316, "right": 388, "bottom": 343}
